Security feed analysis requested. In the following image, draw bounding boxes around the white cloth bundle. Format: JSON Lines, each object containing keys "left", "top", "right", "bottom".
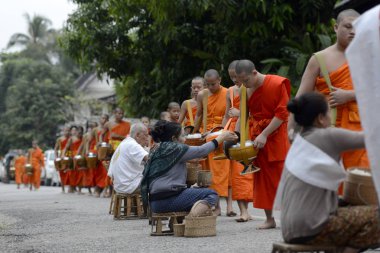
{"left": 346, "top": 5, "right": 380, "bottom": 205}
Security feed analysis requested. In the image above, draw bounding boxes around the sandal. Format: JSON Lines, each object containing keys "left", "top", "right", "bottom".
{"left": 226, "top": 211, "right": 237, "bottom": 217}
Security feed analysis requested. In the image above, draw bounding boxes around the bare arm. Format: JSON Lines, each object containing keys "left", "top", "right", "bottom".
{"left": 54, "top": 138, "right": 60, "bottom": 157}
{"left": 288, "top": 55, "right": 320, "bottom": 137}
{"left": 222, "top": 89, "right": 231, "bottom": 127}
{"left": 193, "top": 91, "right": 204, "bottom": 133}
{"left": 178, "top": 100, "right": 188, "bottom": 125}
{"left": 99, "top": 123, "right": 110, "bottom": 142}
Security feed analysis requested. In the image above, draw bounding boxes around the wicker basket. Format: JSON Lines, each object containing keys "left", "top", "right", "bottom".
{"left": 343, "top": 168, "right": 378, "bottom": 205}
{"left": 173, "top": 223, "right": 185, "bottom": 237}
{"left": 184, "top": 216, "right": 216, "bottom": 237}
{"left": 54, "top": 158, "right": 62, "bottom": 171}
{"left": 185, "top": 138, "right": 206, "bottom": 146}
{"left": 197, "top": 170, "right": 212, "bottom": 187}
{"left": 186, "top": 162, "right": 201, "bottom": 185}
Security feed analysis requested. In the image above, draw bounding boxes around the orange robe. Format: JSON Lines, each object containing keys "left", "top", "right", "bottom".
{"left": 185, "top": 100, "right": 197, "bottom": 127}
{"left": 248, "top": 75, "right": 290, "bottom": 209}
{"left": 14, "top": 156, "right": 26, "bottom": 185}
{"left": 205, "top": 86, "right": 231, "bottom": 197}
{"left": 228, "top": 87, "right": 254, "bottom": 202}
{"left": 30, "top": 147, "right": 45, "bottom": 189}
{"left": 58, "top": 138, "right": 69, "bottom": 186}
{"left": 82, "top": 137, "right": 96, "bottom": 187}
{"left": 93, "top": 130, "right": 108, "bottom": 188}
{"left": 109, "top": 120, "right": 131, "bottom": 150}
{"left": 315, "top": 63, "right": 369, "bottom": 168}
{"left": 68, "top": 138, "right": 83, "bottom": 187}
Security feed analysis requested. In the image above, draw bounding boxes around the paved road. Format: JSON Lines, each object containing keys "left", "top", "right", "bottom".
{"left": 0, "top": 183, "right": 379, "bottom": 253}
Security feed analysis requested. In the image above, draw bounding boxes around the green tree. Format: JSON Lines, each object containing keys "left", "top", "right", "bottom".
{"left": 7, "top": 13, "right": 54, "bottom": 48}
{"left": 0, "top": 58, "right": 74, "bottom": 153}
{"left": 61, "top": 0, "right": 337, "bottom": 117}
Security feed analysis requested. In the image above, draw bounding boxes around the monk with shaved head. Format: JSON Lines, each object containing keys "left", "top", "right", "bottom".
{"left": 194, "top": 69, "right": 236, "bottom": 216}
{"left": 236, "top": 59, "right": 291, "bottom": 229}
{"left": 289, "top": 9, "right": 368, "bottom": 174}
{"left": 222, "top": 60, "right": 254, "bottom": 222}
{"left": 178, "top": 76, "right": 205, "bottom": 128}
{"left": 167, "top": 102, "right": 181, "bottom": 122}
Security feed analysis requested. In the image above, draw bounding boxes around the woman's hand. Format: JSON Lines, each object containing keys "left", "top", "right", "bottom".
{"left": 217, "top": 131, "right": 238, "bottom": 143}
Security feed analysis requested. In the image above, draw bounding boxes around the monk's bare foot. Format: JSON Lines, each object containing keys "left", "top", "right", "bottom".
{"left": 94, "top": 192, "right": 100, "bottom": 198}
{"left": 256, "top": 218, "right": 276, "bottom": 229}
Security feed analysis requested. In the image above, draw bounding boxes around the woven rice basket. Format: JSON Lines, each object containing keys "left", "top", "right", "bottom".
{"left": 343, "top": 168, "right": 378, "bottom": 205}
{"left": 184, "top": 216, "right": 216, "bottom": 237}
{"left": 197, "top": 170, "right": 212, "bottom": 187}
{"left": 173, "top": 223, "right": 185, "bottom": 237}
{"left": 186, "top": 162, "right": 201, "bottom": 185}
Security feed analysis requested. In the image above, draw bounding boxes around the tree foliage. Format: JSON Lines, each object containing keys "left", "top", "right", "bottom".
{"left": 0, "top": 14, "right": 79, "bottom": 154}
{"left": 61, "top": 0, "right": 337, "bottom": 117}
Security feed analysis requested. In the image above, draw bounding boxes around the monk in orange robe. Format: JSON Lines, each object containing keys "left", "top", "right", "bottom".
{"left": 223, "top": 60, "right": 254, "bottom": 222}
{"left": 194, "top": 69, "right": 235, "bottom": 216}
{"left": 101, "top": 108, "right": 130, "bottom": 197}
{"left": 78, "top": 121, "right": 98, "bottom": 194}
{"left": 236, "top": 59, "right": 290, "bottom": 229}
{"left": 91, "top": 114, "right": 109, "bottom": 197}
{"left": 62, "top": 126, "right": 84, "bottom": 193}
{"left": 14, "top": 150, "right": 27, "bottom": 189}
{"left": 289, "top": 10, "right": 368, "bottom": 169}
{"left": 167, "top": 102, "right": 181, "bottom": 123}
{"left": 179, "top": 76, "right": 205, "bottom": 129}
{"left": 54, "top": 126, "right": 70, "bottom": 193}
{"left": 29, "top": 140, "right": 45, "bottom": 190}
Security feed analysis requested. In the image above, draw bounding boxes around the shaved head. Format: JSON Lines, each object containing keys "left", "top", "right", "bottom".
{"left": 337, "top": 9, "right": 360, "bottom": 24}
{"left": 235, "top": 60, "right": 256, "bottom": 75}
{"left": 204, "top": 69, "right": 220, "bottom": 79}
{"left": 192, "top": 76, "right": 206, "bottom": 86}
{"left": 228, "top": 60, "right": 239, "bottom": 70}
{"left": 115, "top": 107, "right": 124, "bottom": 114}
{"left": 168, "top": 102, "right": 180, "bottom": 110}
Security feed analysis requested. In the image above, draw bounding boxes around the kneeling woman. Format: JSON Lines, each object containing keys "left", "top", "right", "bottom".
{"left": 276, "top": 92, "right": 379, "bottom": 253}
{"left": 141, "top": 120, "right": 237, "bottom": 216}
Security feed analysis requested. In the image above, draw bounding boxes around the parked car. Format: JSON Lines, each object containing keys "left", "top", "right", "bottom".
{"left": 1, "top": 150, "right": 18, "bottom": 183}
{"left": 43, "top": 150, "right": 60, "bottom": 186}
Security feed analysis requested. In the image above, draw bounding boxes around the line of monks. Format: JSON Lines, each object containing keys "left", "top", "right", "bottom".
{"left": 14, "top": 141, "right": 45, "bottom": 191}
{"left": 54, "top": 108, "right": 132, "bottom": 196}
{"left": 13, "top": 9, "right": 368, "bottom": 231}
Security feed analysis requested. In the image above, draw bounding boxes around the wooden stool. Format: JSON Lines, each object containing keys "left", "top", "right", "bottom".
{"left": 109, "top": 190, "right": 115, "bottom": 215}
{"left": 151, "top": 212, "right": 189, "bottom": 236}
{"left": 113, "top": 192, "right": 144, "bottom": 220}
{"left": 272, "top": 242, "right": 338, "bottom": 253}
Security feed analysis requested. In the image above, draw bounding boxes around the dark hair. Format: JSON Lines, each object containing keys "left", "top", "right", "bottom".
{"left": 150, "top": 120, "right": 182, "bottom": 143}
{"left": 287, "top": 92, "right": 328, "bottom": 127}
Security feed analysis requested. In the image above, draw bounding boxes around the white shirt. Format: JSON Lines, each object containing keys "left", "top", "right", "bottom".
{"left": 108, "top": 137, "right": 148, "bottom": 194}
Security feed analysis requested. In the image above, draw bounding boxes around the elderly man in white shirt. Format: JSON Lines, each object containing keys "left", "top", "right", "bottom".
{"left": 108, "top": 123, "right": 149, "bottom": 194}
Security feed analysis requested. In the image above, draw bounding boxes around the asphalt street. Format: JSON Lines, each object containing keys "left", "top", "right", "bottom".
{"left": 0, "top": 183, "right": 379, "bottom": 253}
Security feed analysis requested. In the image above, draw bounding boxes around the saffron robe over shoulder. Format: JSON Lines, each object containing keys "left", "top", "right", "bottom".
{"left": 315, "top": 63, "right": 369, "bottom": 169}
{"left": 109, "top": 120, "right": 131, "bottom": 150}
{"left": 228, "top": 87, "right": 254, "bottom": 202}
{"left": 15, "top": 155, "right": 26, "bottom": 185}
{"left": 205, "top": 86, "right": 230, "bottom": 197}
{"left": 248, "top": 75, "right": 290, "bottom": 209}
{"left": 59, "top": 137, "right": 69, "bottom": 186}
{"left": 30, "top": 147, "right": 45, "bottom": 189}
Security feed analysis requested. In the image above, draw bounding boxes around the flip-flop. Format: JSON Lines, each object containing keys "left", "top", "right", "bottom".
{"left": 235, "top": 218, "right": 249, "bottom": 222}
{"left": 226, "top": 211, "right": 237, "bottom": 217}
